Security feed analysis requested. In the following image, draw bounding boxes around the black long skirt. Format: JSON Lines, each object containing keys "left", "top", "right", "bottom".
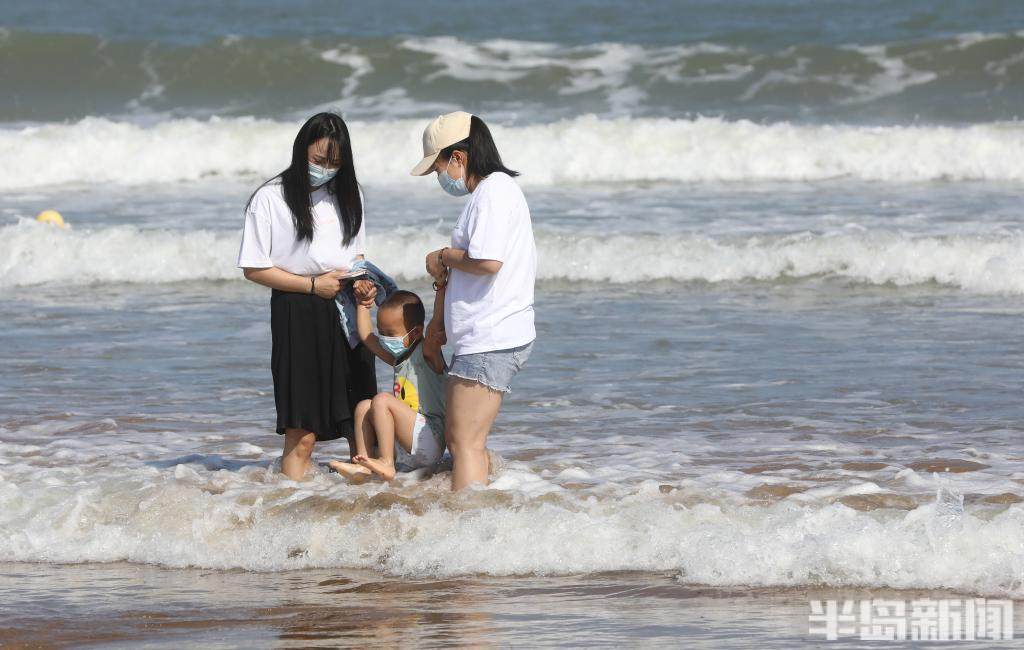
{"left": 270, "top": 289, "right": 377, "bottom": 442}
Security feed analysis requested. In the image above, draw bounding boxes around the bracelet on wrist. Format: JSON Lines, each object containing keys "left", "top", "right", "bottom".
{"left": 310, "top": 276, "right": 316, "bottom": 295}
{"left": 432, "top": 270, "right": 448, "bottom": 292}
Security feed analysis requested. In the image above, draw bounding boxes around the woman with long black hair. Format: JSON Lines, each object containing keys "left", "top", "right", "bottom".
{"left": 238, "top": 112, "right": 377, "bottom": 480}
{"left": 412, "top": 111, "right": 538, "bottom": 491}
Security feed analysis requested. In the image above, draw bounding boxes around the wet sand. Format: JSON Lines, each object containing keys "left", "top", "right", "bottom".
{"left": 1, "top": 562, "right": 1019, "bottom": 648}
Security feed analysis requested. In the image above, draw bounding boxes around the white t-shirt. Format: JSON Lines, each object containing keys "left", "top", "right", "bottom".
{"left": 445, "top": 172, "right": 537, "bottom": 356}
{"left": 237, "top": 181, "right": 365, "bottom": 275}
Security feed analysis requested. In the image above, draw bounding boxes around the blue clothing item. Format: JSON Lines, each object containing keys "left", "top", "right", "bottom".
{"left": 448, "top": 340, "right": 533, "bottom": 393}
{"left": 335, "top": 259, "right": 398, "bottom": 348}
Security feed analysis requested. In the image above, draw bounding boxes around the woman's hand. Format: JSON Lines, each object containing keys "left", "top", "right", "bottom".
{"left": 425, "top": 248, "right": 446, "bottom": 280}
{"left": 352, "top": 279, "right": 377, "bottom": 306}
{"left": 313, "top": 271, "right": 345, "bottom": 299}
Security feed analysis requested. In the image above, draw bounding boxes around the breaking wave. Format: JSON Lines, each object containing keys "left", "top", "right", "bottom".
{"left": 6, "top": 115, "right": 1024, "bottom": 190}
{"left": 2, "top": 221, "right": 1022, "bottom": 294}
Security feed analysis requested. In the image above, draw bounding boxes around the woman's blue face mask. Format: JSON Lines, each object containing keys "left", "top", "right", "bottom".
{"left": 437, "top": 157, "right": 469, "bottom": 197}
{"left": 309, "top": 161, "right": 339, "bottom": 187}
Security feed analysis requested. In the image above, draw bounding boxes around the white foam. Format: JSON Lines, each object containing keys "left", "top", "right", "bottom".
{"left": 1, "top": 451, "right": 1022, "bottom": 595}
{"left": 400, "top": 36, "right": 552, "bottom": 83}
{"left": 397, "top": 36, "right": 739, "bottom": 95}
{"left": 840, "top": 45, "right": 939, "bottom": 105}
{"left": 739, "top": 45, "right": 938, "bottom": 107}
{"left": 319, "top": 46, "right": 373, "bottom": 98}
{"left": 7, "top": 115, "right": 1024, "bottom": 190}
{"left": 389, "top": 33, "right": 1017, "bottom": 117}
{"left": 2, "top": 220, "right": 1022, "bottom": 294}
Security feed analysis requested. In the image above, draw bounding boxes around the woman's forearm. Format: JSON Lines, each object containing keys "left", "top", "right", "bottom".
{"left": 441, "top": 247, "right": 502, "bottom": 275}
{"left": 243, "top": 266, "right": 314, "bottom": 293}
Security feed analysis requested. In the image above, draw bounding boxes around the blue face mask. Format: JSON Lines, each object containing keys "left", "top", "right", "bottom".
{"left": 437, "top": 157, "right": 470, "bottom": 197}
{"left": 308, "top": 162, "right": 339, "bottom": 187}
{"left": 378, "top": 329, "right": 415, "bottom": 357}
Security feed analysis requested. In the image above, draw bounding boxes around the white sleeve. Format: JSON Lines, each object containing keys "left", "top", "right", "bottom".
{"left": 464, "top": 184, "right": 510, "bottom": 262}
{"left": 237, "top": 192, "right": 273, "bottom": 268}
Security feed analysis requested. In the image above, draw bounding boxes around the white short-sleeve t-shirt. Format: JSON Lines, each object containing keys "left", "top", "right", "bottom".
{"left": 237, "top": 181, "right": 365, "bottom": 275}
{"left": 445, "top": 172, "right": 537, "bottom": 356}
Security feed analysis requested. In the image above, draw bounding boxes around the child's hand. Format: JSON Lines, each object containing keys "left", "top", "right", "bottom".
{"left": 352, "top": 280, "right": 377, "bottom": 305}
{"left": 356, "top": 294, "right": 375, "bottom": 308}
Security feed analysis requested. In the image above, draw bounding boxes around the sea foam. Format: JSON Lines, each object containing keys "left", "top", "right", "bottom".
{"left": 0, "top": 445, "right": 1022, "bottom": 595}
{"left": 5, "top": 115, "right": 1024, "bottom": 190}
{"left": 2, "top": 221, "right": 1022, "bottom": 294}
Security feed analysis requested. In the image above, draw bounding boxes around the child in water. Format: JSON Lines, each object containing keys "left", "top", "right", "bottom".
{"left": 329, "top": 290, "right": 447, "bottom": 481}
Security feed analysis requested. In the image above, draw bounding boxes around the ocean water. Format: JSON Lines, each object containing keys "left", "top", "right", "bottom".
{"left": 2, "top": 1, "right": 1024, "bottom": 646}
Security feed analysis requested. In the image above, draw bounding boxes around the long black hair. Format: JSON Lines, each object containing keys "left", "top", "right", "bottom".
{"left": 439, "top": 115, "right": 518, "bottom": 180}
{"left": 247, "top": 112, "right": 362, "bottom": 244}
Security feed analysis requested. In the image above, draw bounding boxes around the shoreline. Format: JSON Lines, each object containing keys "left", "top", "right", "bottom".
{"left": 2, "top": 562, "right": 1019, "bottom": 647}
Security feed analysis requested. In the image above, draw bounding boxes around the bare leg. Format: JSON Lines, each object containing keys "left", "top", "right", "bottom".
{"left": 282, "top": 428, "right": 316, "bottom": 480}
{"left": 352, "top": 399, "right": 376, "bottom": 457}
{"left": 369, "top": 393, "right": 419, "bottom": 459}
{"left": 445, "top": 378, "right": 503, "bottom": 491}
{"left": 332, "top": 393, "right": 418, "bottom": 482}
{"left": 328, "top": 399, "right": 374, "bottom": 483}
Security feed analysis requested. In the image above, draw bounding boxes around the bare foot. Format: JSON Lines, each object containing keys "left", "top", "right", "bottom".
{"left": 353, "top": 454, "right": 397, "bottom": 481}
{"left": 327, "top": 460, "right": 373, "bottom": 484}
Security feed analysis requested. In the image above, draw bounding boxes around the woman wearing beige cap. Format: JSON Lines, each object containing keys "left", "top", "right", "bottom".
{"left": 412, "top": 111, "right": 538, "bottom": 491}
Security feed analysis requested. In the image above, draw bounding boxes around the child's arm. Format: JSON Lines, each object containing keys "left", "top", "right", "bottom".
{"left": 422, "top": 283, "right": 447, "bottom": 374}
{"left": 356, "top": 303, "right": 396, "bottom": 365}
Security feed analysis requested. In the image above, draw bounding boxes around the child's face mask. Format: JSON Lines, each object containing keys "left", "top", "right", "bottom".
{"left": 379, "top": 328, "right": 418, "bottom": 357}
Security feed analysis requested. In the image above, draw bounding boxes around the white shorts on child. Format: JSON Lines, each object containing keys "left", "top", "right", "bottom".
{"left": 395, "top": 413, "right": 444, "bottom": 470}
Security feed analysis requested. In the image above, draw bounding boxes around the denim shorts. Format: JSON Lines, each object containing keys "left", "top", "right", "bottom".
{"left": 448, "top": 341, "right": 534, "bottom": 393}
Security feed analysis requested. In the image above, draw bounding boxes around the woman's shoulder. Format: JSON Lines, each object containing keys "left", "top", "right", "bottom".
{"left": 477, "top": 172, "right": 522, "bottom": 199}
{"left": 247, "top": 179, "right": 286, "bottom": 215}
{"left": 481, "top": 171, "right": 515, "bottom": 186}
{"left": 253, "top": 179, "right": 285, "bottom": 201}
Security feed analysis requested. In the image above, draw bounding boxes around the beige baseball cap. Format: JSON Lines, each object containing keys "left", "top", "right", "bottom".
{"left": 410, "top": 111, "right": 472, "bottom": 176}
